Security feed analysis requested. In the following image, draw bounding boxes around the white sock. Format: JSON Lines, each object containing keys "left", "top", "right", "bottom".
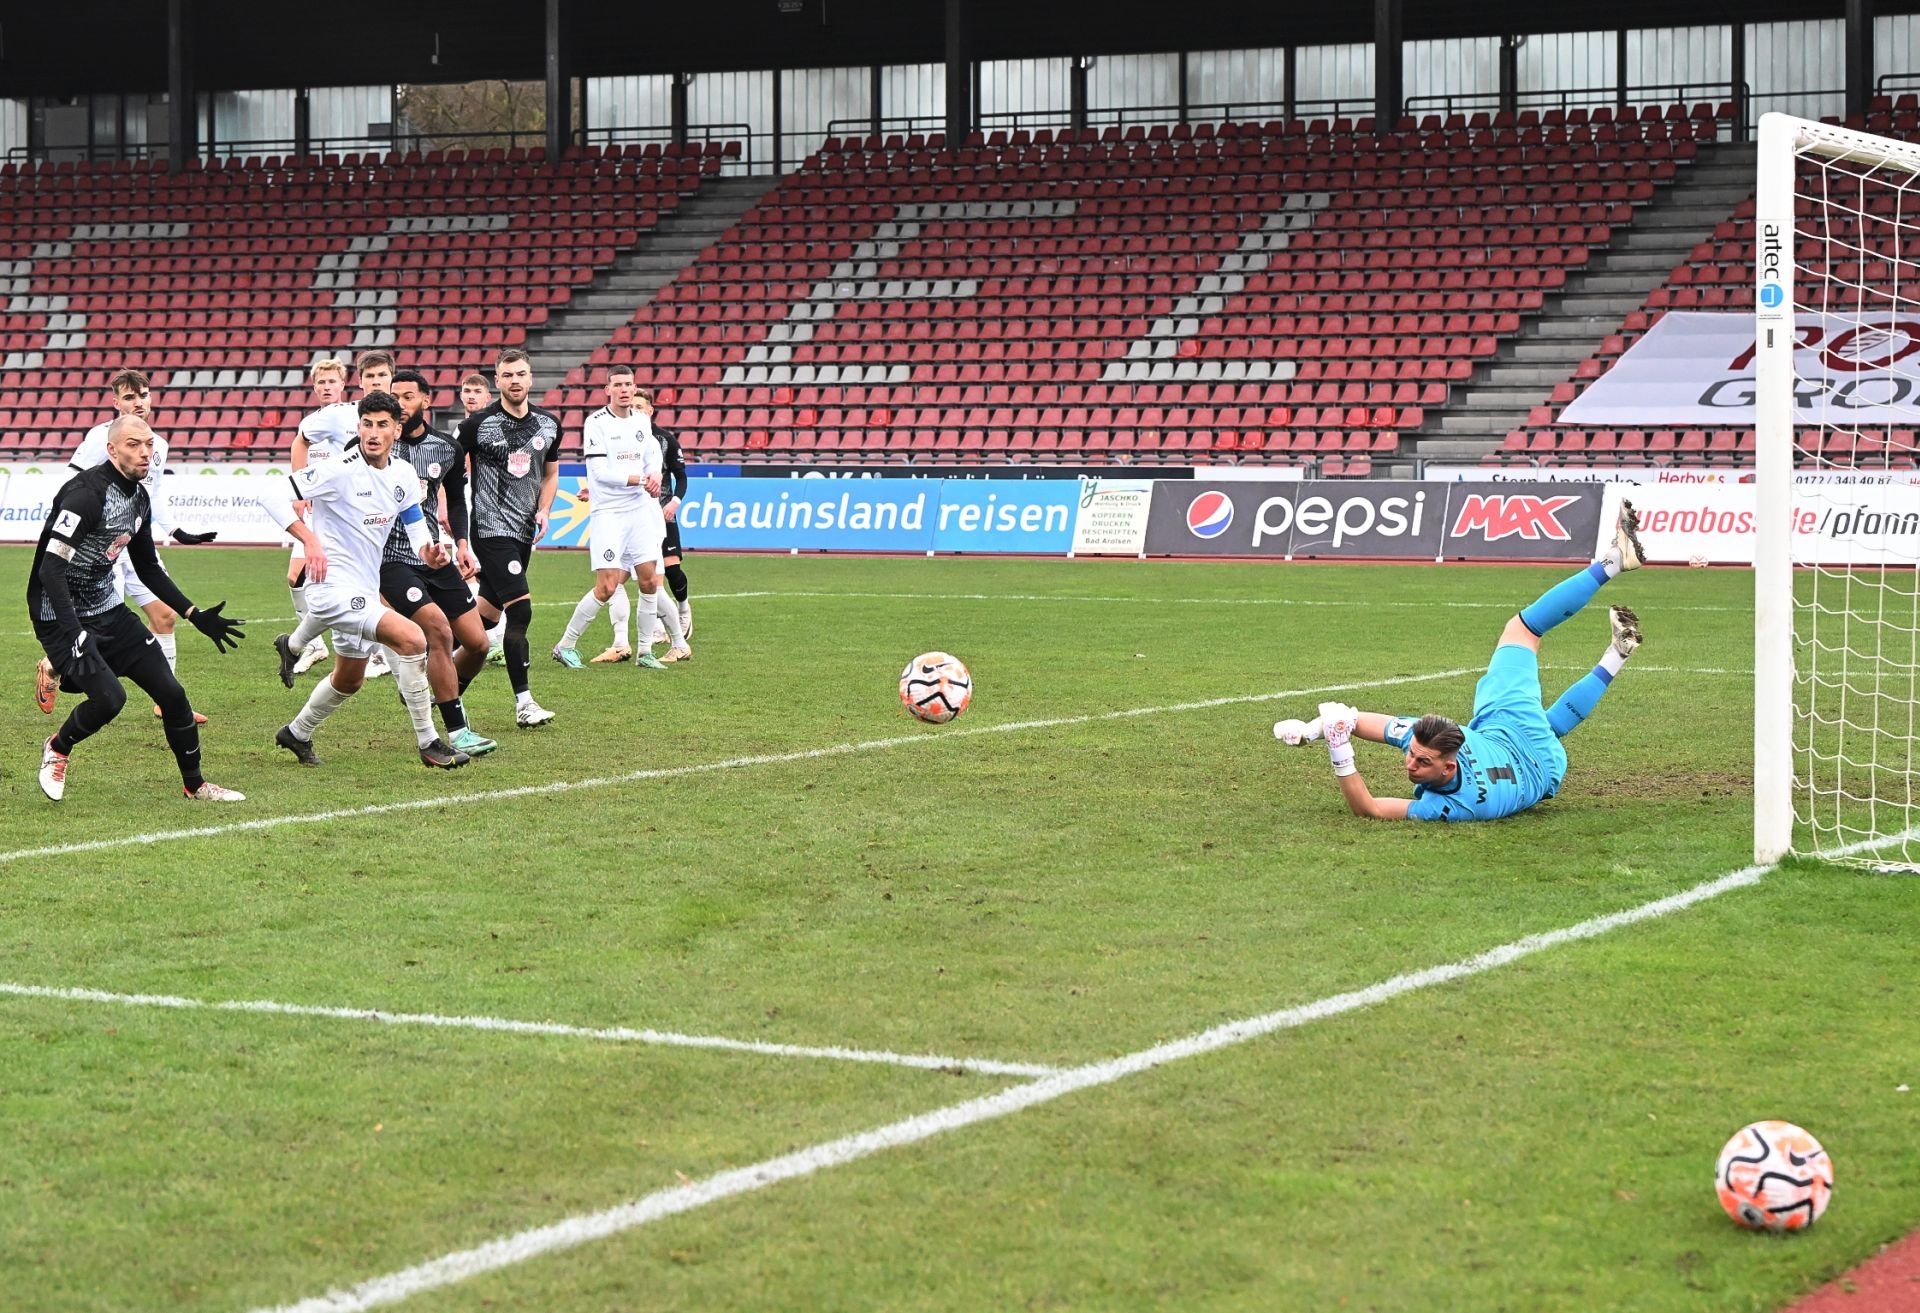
{"left": 290, "top": 583, "right": 306, "bottom": 619}
{"left": 391, "top": 650, "right": 438, "bottom": 747}
{"left": 645, "top": 589, "right": 685, "bottom": 650}
{"left": 608, "top": 587, "right": 631, "bottom": 650}
{"left": 291, "top": 612, "right": 328, "bottom": 649}
{"left": 1599, "top": 645, "right": 1630, "bottom": 677}
{"left": 561, "top": 590, "right": 604, "bottom": 649}
{"left": 677, "top": 598, "right": 691, "bottom": 631}
{"left": 1599, "top": 556, "right": 1623, "bottom": 579}
{"left": 516, "top": 688, "right": 534, "bottom": 708}
{"left": 155, "top": 631, "right": 178, "bottom": 673}
{"left": 290, "top": 673, "right": 352, "bottom": 740}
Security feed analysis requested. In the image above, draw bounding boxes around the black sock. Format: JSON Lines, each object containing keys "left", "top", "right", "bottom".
{"left": 437, "top": 698, "right": 467, "bottom": 733}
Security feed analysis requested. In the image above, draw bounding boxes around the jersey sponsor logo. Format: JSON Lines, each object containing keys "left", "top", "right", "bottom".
{"left": 508, "top": 450, "right": 533, "bottom": 478}
{"left": 51, "top": 509, "right": 82, "bottom": 538}
{"left": 361, "top": 513, "right": 394, "bottom": 528}
{"left": 1185, "top": 490, "right": 1235, "bottom": 539}
{"left": 1448, "top": 494, "right": 1580, "bottom": 542}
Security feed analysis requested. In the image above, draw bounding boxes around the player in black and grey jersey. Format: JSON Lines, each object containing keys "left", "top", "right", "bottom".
{"left": 378, "top": 368, "right": 497, "bottom": 757}
{"left": 27, "top": 416, "right": 247, "bottom": 802}
{"left": 639, "top": 385, "right": 694, "bottom": 644}
{"left": 455, "top": 347, "right": 560, "bottom": 727}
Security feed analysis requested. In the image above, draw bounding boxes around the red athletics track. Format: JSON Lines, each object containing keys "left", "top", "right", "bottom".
{"left": 1785, "top": 1230, "right": 1920, "bottom": 1311}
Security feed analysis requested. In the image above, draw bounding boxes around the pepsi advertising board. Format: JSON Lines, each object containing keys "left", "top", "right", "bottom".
{"left": 1147, "top": 481, "right": 1449, "bottom": 559}
{"left": 1146, "top": 480, "right": 1602, "bottom": 560}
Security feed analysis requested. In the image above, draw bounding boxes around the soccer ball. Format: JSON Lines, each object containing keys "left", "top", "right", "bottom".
{"left": 900, "top": 652, "right": 972, "bottom": 724}
{"left": 1715, "top": 1120, "right": 1834, "bottom": 1231}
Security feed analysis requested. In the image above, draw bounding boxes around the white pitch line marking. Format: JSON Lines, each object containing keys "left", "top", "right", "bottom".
{"left": 695, "top": 589, "right": 1748, "bottom": 613}
{"left": 253, "top": 863, "right": 1768, "bottom": 1313}
{"left": 0, "top": 668, "right": 1478, "bottom": 868}
{"left": 0, "top": 982, "right": 1057, "bottom": 1078}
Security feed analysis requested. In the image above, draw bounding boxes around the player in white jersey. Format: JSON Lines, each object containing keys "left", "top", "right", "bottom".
{"left": 286, "top": 358, "right": 358, "bottom": 673}
{"left": 552, "top": 364, "right": 689, "bottom": 670}
{"left": 39, "top": 368, "right": 215, "bottom": 726}
{"left": 258, "top": 391, "right": 471, "bottom": 770}
{"left": 349, "top": 351, "right": 396, "bottom": 680}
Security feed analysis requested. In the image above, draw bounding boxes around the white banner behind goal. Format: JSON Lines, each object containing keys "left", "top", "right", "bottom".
{"left": 1755, "top": 114, "right": 1920, "bottom": 871}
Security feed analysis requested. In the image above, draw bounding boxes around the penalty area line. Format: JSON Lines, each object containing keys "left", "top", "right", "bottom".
{"left": 252, "top": 863, "right": 1769, "bottom": 1313}
{"left": 0, "top": 981, "right": 1058, "bottom": 1079}
{"left": 0, "top": 667, "right": 1479, "bottom": 868}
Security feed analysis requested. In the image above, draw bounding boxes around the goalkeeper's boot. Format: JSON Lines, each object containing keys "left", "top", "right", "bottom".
{"left": 515, "top": 699, "right": 556, "bottom": 728}
{"left": 38, "top": 737, "right": 69, "bottom": 801}
{"left": 274, "top": 633, "right": 300, "bottom": 689}
{"left": 589, "top": 645, "right": 632, "bottom": 664}
{"left": 634, "top": 652, "right": 668, "bottom": 670}
{"left": 1611, "top": 499, "right": 1647, "bottom": 572}
{"left": 34, "top": 657, "right": 58, "bottom": 715}
{"left": 448, "top": 726, "right": 498, "bottom": 757}
{"left": 419, "top": 737, "right": 472, "bottom": 769}
{"left": 184, "top": 781, "right": 247, "bottom": 801}
{"left": 1609, "top": 606, "right": 1643, "bottom": 659}
{"left": 274, "top": 724, "right": 324, "bottom": 767}
{"left": 550, "top": 643, "right": 585, "bottom": 670}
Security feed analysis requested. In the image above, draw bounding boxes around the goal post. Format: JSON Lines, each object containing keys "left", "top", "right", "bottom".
{"left": 1754, "top": 113, "right": 1920, "bottom": 869}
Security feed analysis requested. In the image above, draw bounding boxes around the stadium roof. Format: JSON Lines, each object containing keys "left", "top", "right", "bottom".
{"left": 0, "top": 0, "right": 1892, "bottom": 98}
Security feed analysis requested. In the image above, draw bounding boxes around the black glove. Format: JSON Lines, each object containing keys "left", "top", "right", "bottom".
{"left": 188, "top": 601, "right": 246, "bottom": 653}
{"left": 65, "top": 628, "right": 107, "bottom": 680}
{"left": 171, "top": 528, "right": 218, "bottom": 545}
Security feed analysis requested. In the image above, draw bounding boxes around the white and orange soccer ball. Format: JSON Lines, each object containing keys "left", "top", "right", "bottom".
{"left": 899, "top": 652, "right": 972, "bottom": 724}
{"left": 1715, "top": 1120, "right": 1834, "bottom": 1231}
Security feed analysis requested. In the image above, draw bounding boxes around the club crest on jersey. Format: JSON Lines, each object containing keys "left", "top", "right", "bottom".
{"left": 508, "top": 451, "right": 533, "bottom": 478}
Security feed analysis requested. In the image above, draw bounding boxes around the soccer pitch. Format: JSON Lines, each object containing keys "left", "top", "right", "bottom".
{"left": 1, "top": 547, "right": 1915, "bottom": 1312}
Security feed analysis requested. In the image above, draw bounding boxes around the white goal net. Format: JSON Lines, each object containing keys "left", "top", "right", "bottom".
{"left": 1755, "top": 114, "right": 1920, "bottom": 870}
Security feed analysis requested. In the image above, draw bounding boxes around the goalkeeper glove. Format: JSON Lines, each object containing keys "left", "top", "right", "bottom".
{"left": 65, "top": 629, "right": 107, "bottom": 680}
{"left": 187, "top": 601, "right": 246, "bottom": 653}
{"left": 1318, "top": 701, "right": 1359, "bottom": 777}
{"left": 171, "top": 528, "right": 218, "bottom": 545}
{"left": 1272, "top": 717, "right": 1324, "bottom": 746}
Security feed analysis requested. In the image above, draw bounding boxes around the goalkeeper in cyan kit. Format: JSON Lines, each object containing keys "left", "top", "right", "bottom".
{"left": 1274, "top": 501, "right": 1648, "bottom": 822}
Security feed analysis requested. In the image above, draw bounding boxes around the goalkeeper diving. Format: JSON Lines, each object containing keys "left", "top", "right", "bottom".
{"left": 1274, "top": 501, "right": 1647, "bottom": 822}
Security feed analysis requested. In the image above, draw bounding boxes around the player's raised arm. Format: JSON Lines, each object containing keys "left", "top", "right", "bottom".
{"left": 1319, "top": 702, "right": 1413, "bottom": 820}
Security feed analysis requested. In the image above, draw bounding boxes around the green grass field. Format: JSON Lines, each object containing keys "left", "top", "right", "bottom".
{"left": 1, "top": 546, "right": 1914, "bottom": 1312}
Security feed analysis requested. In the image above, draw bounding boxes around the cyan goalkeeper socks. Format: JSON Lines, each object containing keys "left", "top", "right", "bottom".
{"left": 1519, "top": 560, "right": 1612, "bottom": 637}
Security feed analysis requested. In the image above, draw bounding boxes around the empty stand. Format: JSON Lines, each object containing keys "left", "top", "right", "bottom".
{"left": 1510, "top": 97, "right": 1919, "bottom": 470}
{"left": 0, "top": 143, "right": 726, "bottom": 459}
